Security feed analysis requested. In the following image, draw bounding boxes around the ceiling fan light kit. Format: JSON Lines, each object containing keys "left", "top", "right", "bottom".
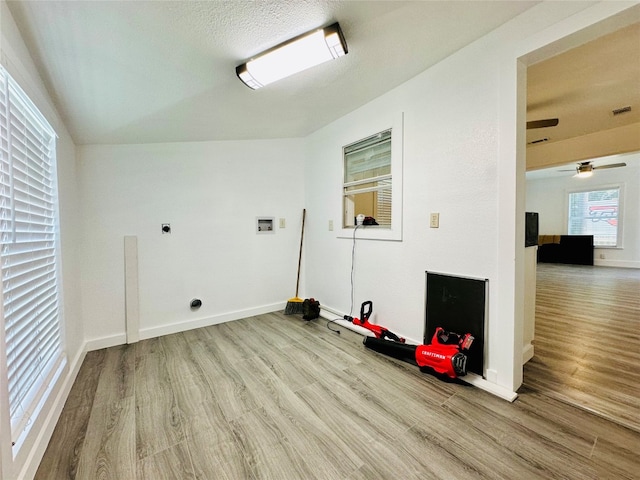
{"left": 236, "top": 22, "right": 348, "bottom": 90}
{"left": 561, "top": 161, "right": 628, "bottom": 177}
{"left": 575, "top": 163, "right": 594, "bottom": 178}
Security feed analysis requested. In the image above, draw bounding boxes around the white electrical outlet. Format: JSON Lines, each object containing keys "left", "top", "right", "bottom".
{"left": 328, "top": 220, "right": 334, "bottom": 231}
{"left": 279, "top": 218, "right": 286, "bottom": 228}
{"left": 430, "top": 213, "right": 440, "bottom": 228}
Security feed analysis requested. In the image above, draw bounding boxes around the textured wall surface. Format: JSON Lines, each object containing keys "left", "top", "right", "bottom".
{"left": 78, "top": 139, "right": 305, "bottom": 345}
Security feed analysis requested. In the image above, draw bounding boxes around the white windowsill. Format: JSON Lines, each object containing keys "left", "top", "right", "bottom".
{"left": 338, "top": 225, "right": 402, "bottom": 242}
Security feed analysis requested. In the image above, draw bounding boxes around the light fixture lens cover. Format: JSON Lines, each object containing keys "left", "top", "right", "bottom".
{"left": 236, "top": 23, "right": 348, "bottom": 89}
{"left": 575, "top": 164, "right": 594, "bottom": 178}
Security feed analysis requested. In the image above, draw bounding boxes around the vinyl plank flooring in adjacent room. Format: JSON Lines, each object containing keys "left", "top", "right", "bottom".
{"left": 524, "top": 263, "right": 640, "bottom": 433}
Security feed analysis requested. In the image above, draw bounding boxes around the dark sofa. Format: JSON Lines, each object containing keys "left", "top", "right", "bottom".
{"left": 537, "top": 235, "right": 594, "bottom": 265}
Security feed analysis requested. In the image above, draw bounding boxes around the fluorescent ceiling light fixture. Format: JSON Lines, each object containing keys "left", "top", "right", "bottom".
{"left": 236, "top": 22, "right": 348, "bottom": 89}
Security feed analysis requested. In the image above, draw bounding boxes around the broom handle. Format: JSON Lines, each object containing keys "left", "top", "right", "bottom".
{"left": 295, "top": 209, "right": 306, "bottom": 297}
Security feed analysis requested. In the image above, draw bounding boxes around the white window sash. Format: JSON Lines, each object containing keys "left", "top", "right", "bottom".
{"left": 343, "top": 173, "right": 392, "bottom": 189}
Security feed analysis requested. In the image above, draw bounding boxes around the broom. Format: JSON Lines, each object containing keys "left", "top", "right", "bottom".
{"left": 284, "top": 208, "right": 306, "bottom": 315}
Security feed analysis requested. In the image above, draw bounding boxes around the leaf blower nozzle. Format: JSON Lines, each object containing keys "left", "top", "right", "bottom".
{"left": 362, "top": 336, "right": 417, "bottom": 364}
{"left": 450, "top": 352, "right": 468, "bottom": 377}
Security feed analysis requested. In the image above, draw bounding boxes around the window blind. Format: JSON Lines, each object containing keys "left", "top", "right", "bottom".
{"left": 567, "top": 187, "right": 620, "bottom": 247}
{"left": 343, "top": 130, "right": 392, "bottom": 227}
{"left": 0, "top": 66, "right": 63, "bottom": 446}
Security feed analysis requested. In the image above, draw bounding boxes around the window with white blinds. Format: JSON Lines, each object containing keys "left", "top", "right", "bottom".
{"left": 343, "top": 129, "right": 392, "bottom": 228}
{"left": 567, "top": 187, "right": 621, "bottom": 247}
{"left": 0, "top": 65, "right": 64, "bottom": 447}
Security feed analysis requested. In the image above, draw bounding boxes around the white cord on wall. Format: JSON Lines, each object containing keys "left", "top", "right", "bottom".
{"left": 349, "top": 223, "right": 361, "bottom": 317}
{"left": 327, "top": 223, "right": 361, "bottom": 334}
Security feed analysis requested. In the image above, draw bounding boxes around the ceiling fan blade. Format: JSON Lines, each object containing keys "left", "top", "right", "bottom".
{"left": 527, "top": 118, "right": 559, "bottom": 129}
{"left": 593, "top": 162, "right": 627, "bottom": 170}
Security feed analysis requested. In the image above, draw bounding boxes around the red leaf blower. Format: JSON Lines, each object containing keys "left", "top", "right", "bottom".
{"left": 344, "top": 301, "right": 405, "bottom": 343}
{"left": 363, "top": 327, "right": 474, "bottom": 378}
{"left": 348, "top": 299, "right": 473, "bottom": 379}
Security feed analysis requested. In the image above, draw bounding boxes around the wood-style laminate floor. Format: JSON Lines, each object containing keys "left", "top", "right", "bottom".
{"left": 524, "top": 263, "right": 640, "bottom": 433}
{"left": 36, "top": 310, "right": 640, "bottom": 480}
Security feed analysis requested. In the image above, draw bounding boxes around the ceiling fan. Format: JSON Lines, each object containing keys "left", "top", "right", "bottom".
{"left": 560, "top": 160, "right": 627, "bottom": 177}
{"left": 526, "top": 118, "right": 559, "bottom": 129}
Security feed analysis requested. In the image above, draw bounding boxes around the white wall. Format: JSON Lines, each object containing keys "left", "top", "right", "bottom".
{"left": 304, "top": 33, "right": 514, "bottom": 397}
{"left": 526, "top": 151, "right": 640, "bottom": 268}
{"left": 78, "top": 140, "right": 305, "bottom": 347}
{"left": 305, "top": 58, "right": 502, "bottom": 341}
{"left": 303, "top": 1, "right": 638, "bottom": 398}
{"left": 3, "top": 0, "right": 638, "bottom": 477}
{"left": 0, "top": 2, "right": 83, "bottom": 479}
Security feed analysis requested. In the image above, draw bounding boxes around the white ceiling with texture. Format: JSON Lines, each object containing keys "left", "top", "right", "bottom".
{"left": 7, "top": 0, "right": 539, "bottom": 145}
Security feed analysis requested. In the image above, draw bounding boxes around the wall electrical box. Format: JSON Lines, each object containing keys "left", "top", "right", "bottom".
{"left": 256, "top": 217, "right": 275, "bottom": 234}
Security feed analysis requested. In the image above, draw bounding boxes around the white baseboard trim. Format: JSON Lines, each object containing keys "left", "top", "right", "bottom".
{"left": 18, "top": 346, "right": 86, "bottom": 480}
{"left": 522, "top": 343, "right": 534, "bottom": 365}
{"left": 84, "top": 303, "right": 287, "bottom": 349}
{"left": 462, "top": 373, "right": 519, "bottom": 402}
{"left": 319, "top": 306, "right": 421, "bottom": 344}
{"left": 594, "top": 259, "right": 640, "bottom": 268}
{"left": 320, "top": 306, "right": 518, "bottom": 402}
{"left": 85, "top": 333, "right": 128, "bottom": 352}
{"left": 139, "top": 302, "right": 286, "bottom": 341}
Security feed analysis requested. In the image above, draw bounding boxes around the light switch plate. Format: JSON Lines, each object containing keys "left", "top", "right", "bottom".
{"left": 429, "top": 213, "right": 440, "bottom": 228}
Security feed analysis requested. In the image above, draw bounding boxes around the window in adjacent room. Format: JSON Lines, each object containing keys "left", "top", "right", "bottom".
{"left": 0, "top": 65, "right": 64, "bottom": 450}
{"left": 567, "top": 186, "right": 622, "bottom": 247}
{"left": 343, "top": 129, "right": 392, "bottom": 228}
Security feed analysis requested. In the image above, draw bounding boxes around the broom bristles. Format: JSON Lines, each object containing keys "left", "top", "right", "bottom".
{"left": 284, "top": 297, "right": 304, "bottom": 315}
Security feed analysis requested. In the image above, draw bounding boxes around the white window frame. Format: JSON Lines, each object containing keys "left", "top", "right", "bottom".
{"left": 566, "top": 184, "right": 624, "bottom": 248}
{"left": 339, "top": 112, "right": 403, "bottom": 241}
{"left": 343, "top": 129, "right": 392, "bottom": 228}
{"left": 0, "top": 65, "right": 65, "bottom": 453}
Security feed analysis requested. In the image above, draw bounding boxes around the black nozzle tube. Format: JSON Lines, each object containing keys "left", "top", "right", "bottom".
{"left": 363, "top": 336, "right": 417, "bottom": 365}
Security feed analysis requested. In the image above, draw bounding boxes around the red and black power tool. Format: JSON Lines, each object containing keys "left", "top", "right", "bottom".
{"left": 344, "top": 301, "right": 405, "bottom": 343}
{"left": 363, "top": 326, "right": 474, "bottom": 379}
